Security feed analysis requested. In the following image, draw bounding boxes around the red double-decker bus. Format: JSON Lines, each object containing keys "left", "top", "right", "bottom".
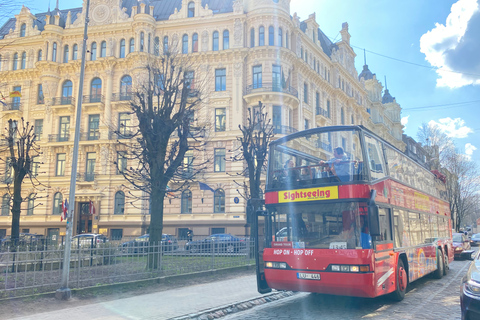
{"left": 254, "top": 126, "right": 452, "bottom": 300}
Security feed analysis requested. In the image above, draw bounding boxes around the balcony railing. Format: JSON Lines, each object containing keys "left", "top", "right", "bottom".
{"left": 83, "top": 94, "right": 104, "bottom": 104}
{"left": 2, "top": 103, "right": 22, "bottom": 111}
{"left": 316, "top": 141, "right": 333, "bottom": 152}
{"left": 80, "top": 132, "right": 100, "bottom": 141}
{"left": 272, "top": 125, "right": 297, "bottom": 135}
{"left": 111, "top": 93, "right": 133, "bottom": 102}
{"left": 315, "top": 107, "right": 330, "bottom": 118}
{"left": 52, "top": 96, "right": 75, "bottom": 106}
{"left": 245, "top": 82, "right": 298, "bottom": 98}
{"left": 77, "top": 172, "right": 95, "bottom": 182}
{"left": 48, "top": 134, "right": 70, "bottom": 142}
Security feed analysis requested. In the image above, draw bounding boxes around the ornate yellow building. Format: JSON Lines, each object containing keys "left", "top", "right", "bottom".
{"left": 0, "top": 0, "right": 404, "bottom": 241}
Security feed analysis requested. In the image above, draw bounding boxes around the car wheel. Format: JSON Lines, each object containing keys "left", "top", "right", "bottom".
{"left": 226, "top": 245, "right": 235, "bottom": 253}
{"left": 190, "top": 245, "right": 198, "bottom": 253}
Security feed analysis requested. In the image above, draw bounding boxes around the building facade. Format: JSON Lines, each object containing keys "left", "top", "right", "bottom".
{"left": 0, "top": 0, "right": 404, "bottom": 241}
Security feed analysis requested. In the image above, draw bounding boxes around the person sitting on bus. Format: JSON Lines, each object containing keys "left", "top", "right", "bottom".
{"left": 284, "top": 160, "right": 300, "bottom": 183}
{"left": 319, "top": 147, "right": 351, "bottom": 182}
{"left": 360, "top": 215, "right": 372, "bottom": 249}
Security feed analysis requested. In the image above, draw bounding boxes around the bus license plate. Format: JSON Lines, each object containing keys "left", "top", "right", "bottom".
{"left": 297, "top": 272, "right": 321, "bottom": 280}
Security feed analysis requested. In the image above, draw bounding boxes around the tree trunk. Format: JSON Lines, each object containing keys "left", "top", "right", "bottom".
{"left": 148, "top": 189, "right": 164, "bottom": 269}
{"left": 10, "top": 175, "right": 23, "bottom": 245}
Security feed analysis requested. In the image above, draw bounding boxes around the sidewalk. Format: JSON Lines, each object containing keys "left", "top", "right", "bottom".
{"left": 12, "top": 274, "right": 269, "bottom": 320}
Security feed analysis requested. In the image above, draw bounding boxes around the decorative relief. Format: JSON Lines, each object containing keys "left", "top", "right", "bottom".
{"left": 101, "top": 146, "right": 109, "bottom": 174}
{"left": 234, "top": 62, "right": 243, "bottom": 78}
{"left": 233, "top": 0, "right": 243, "bottom": 14}
{"left": 201, "top": 30, "right": 209, "bottom": 52}
{"left": 233, "top": 19, "right": 242, "bottom": 47}
{"left": 92, "top": 4, "right": 111, "bottom": 24}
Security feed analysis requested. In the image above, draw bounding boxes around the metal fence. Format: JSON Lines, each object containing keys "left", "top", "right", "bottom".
{"left": 0, "top": 238, "right": 254, "bottom": 300}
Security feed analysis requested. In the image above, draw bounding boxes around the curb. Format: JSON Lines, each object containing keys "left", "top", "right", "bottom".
{"left": 169, "top": 291, "right": 296, "bottom": 320}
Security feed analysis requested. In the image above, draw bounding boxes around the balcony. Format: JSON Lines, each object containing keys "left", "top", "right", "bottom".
{"left": 246, "top": 83, "right": 298, "bottom": 97}
{"left": 1, "top": 103, "right": 22, "bottom": 117}
{"left": 48, "top": 134, "right": 70, "bottom": 142}
{"left": 77, "top": 172, "right": 95, "bottom": 182}
{"left": 111, "top": 93, "right": 132, "bottom": 102}
{"left": 244, "top": 82, "right": 299, "bottom": 107}
{"left": 79, "top": 132, "right": 100, "bottom": 141}
{"left": 272, "top": 125, "right": 297, "bottom": 135}
{"left": 316, "top": 141, "right": 333, "bottom": 153}
{"left": 315, "top": 107, "right": 330, "bottom": 126}
{"left": 109, "top": 131, "right": 134, "bottom": 140}
{"left": 83, "top": 94, "right": 104, "bottom": 104}
{"left": 52, "top": 96, "right": 75, "bottom": 106}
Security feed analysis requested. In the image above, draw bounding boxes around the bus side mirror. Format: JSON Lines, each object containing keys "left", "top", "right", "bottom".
{"left": 368, "top": 204, "right": 381, "bottom": 236}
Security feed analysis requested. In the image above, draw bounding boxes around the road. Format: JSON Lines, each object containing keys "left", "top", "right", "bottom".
{"left": 223, "top": 258, "right": 471, "bottom": 320}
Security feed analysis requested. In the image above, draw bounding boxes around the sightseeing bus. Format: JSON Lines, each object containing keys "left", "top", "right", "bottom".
{"left": 254, "top": 125, "right": 452, "bottom": 300}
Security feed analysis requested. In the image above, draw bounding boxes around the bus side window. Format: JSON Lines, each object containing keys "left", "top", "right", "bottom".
{"left": 393, "top": 209, "right": 403, "bottom": 248}
{"left": 377, "top": 208, "right": 392, "bottom": 242}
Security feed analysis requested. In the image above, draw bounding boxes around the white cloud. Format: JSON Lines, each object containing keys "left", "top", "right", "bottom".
{"left": 465, "top": 143, "right": 477, "bottom": 155}
{"left": 428, "top": 117, "right": 473, "bottom": 138}
{"left": 420, "top": 0, "right": 480, "bottom": 88}
{"left": 401, "top": 115, "right": 409, "bottom": 126}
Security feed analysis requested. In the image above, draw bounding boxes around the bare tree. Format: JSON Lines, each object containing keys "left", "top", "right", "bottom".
{"left": 114, "top": 51, "right": 206, "bottom": 267}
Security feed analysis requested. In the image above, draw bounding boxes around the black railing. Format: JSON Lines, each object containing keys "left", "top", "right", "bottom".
{"left": 111, "top": 93, "right": 132, "bottom": 101}
{"left": 83, "top": 94, "right": 104, "bottom": 104}
{"left": 316, "top": 107, "right": 330, "bottom": 118}
{"left": 80, "top": 132, "right": 100, "bottom": 141}
{"left": 52, "top": 97, "right": 75, "bottom": 106}
{"left": 48, "top": 134, "right": 70, "bottom": 142}
{"left": 316, "top": 141, "right": 333, "bottom": 152}
{"left": 77, "top": 172, "right": 95, "bottom": 182}
{"left": 245, "top": 82, "right": 298, "bottom": 98}
{"left": 2, "top": 103, "right": 22, "bottom": 111}
{"left": 272, "top": 125, "right": 297, "bottom": 135}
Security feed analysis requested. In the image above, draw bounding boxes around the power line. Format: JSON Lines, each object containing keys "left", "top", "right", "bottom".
{"left": 403, "top": 100, "right": 480, "bottom": 111}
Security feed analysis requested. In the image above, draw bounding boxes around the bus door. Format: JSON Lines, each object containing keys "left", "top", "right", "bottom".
{"left": 254, "top": 209, "right": 273, "bottom": 294}
{"left": 374, "top": 207, "right": 395, "bottom": 295}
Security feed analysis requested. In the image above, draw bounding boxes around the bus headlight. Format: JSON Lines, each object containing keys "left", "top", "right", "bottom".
{"left": 265, "top": 261, "right": 287, "bottom": 269}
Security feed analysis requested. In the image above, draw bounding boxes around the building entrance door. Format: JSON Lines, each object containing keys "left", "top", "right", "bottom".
{"left": 78, "top": 202, "right": 92, "bottom": 234}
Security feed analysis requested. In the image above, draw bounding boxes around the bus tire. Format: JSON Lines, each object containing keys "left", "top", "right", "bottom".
{"left": 391, "top": 259, "right": 407, "bottom": 301}
{"left": 433, "top": 248, "right": 444, "bottom": 279}
{"left": 443, "top": 249, "right": 449, "bottom": 276}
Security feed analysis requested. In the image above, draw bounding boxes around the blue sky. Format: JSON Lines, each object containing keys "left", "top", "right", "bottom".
{"left": 5, "top": 0, "right": 480, "bottom": 163}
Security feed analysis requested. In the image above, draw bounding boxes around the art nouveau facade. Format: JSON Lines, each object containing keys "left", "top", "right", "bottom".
{"left": 0, "top": 0, "right": 404, "bottom": 241}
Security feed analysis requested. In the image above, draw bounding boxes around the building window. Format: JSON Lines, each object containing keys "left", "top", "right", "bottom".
{"left": 12, "top": 86, "right": 21, "bottom": 109}
{"left": 315, "top": 92, "right": 320, "bottom": 114}
{"left": 278, "top": 28, "right": 283, "bottom": 47}
{"left": 117, "top": 151, "right": 127, "bottom": 174}
{"left": 250, "top": 28, "right": 255, "bottom": 47}
{"left": 188, "top": 1, "right": 195, "bottom": 17}
{"left": 88, "top": 114, "right": 100, "bottom": 140}
{"left": 34, "top": 119, "right": 43, "bottom": 140}
{"left": 214, "top": 148, "right": 226, "bottom": 172}
{"left": 120, "top": 75, "right": 132, "bottom": 100}
{"left": 72, "top": 45, "right": 77, "bottom": 60}
{"left": 341, "top": 108, "right": 345, "bottom": 125}
{"left": 272, "top": 65, "right": 281, "bottom": 90}
{"left": 53, "top": 193, "right": 62, "bottom": 215}
{"left": 215, "top": 108, "right": 226, "bottom": 132}
{"left": 214, "top": 189, "right": 225, "bottom": 213}
{"left": 304, "top": 119, "right": 309, "bottom": 130}
{"left": 129, "top": 38, "right": 134, "bottom": 53}
{"left": 351, "top": 115, "right": 354, "bottom": 124}
{"left": 305, "top": 50, "right": 308, "bottom": 63}
{"left": 259, "top": 26, "right": 265, "bottom": 46}
{"left": 272, "top": 105, "right": 282, "bottom": 131}
{"left": 140, "top": 32, "right": 144, "bottom": 52}
{"left": 63, "top": 45, "right": 69, "bottom": 63}
{"left": 120, "top": 39, "right": 125, "bottom": 58}
{"left": 37, "top": 50, "right": 42, "bottom": 62}
{"left": 90, "top": 42, "right": 97, "bottom": 61}
{"left": 85, "top": 152, "right": 96, "bottom": 181}
{"left": 118, "top": 112, "right": 131, "bottom": 137}
{"left": 21, "top": 52, "right": 26, "bottom": 69}
{"left": 62, "top": 80, "right": 73, "bottom": 104}
{"left": 212, "top": 31, "right": 219, "bottom": 51}
{"left": 90, "top": 77, "right": 102, "bottom": 102}
{"left": 111, "top": 229, "right": 123, "bottom": 240}
{"left": 148, "top": 33, "right": 151, "bottom": 53}
{"left": 301, "top": 47, "right": 303, "bottom": 59}
{"left": 27, "top": 194, "right": 34, "bottom": 216}
{"left": 268, "top": 26, "right": 274, "bottom": 45}
{"left": 327, "top": 100, "right": 331, "bottom": 117}
{"left": 52, "top": 42, "right": 57, "bottom": 62}
{"left": 59, "top": 116, "right": 70, "bottom": 141}
{"left": 4, "top": 157, "right": 12, "bottom": 183}
{"left": 215, "top": 68, "right": 226, "bottom": 91}
{"left": 183, "top": 150, "right": 193, "bottom": 177}
{"left": 252, "top": 65, "right": 262, "bottom": 89}
{"left": 192, "top": 33, "right": 198, "bottom": 52}
{"left": 154, "top": 37, "right": 159, "bottom": 56}
{"left": 13, "top": 53, "right": 18, "bottom": 70}
{"left": 100, "top": 41, "right": 106, "bottom": 57}
{"left": 303, "top": 82, "right": 308, "bottom": 104}
{"left": 182, "top": 34, "right": 188, "bottom": 54}
{"left": 114, "top": 191, "right": 125, "bottom": 215}
{"left": 163, "top": 36, "right": 168, "bottom": 53}
{"left": 286, "top": 32, "right": 289, "bottom": 48}
{"left": 20, "top": 23, "right": 26, "bottom": 37}
{"left": 56, "top": 154, "right": 66, "bottom": 176}
{"left": 223, "top": 30, "right": 229, "bottom": 50}
{"left": 37, "top": 84, "right": 44, "bottom": 104}
{"left": 181, "top": 190, "right": 192, "bottom": 213}
{"left": 1, "top": 194, "right": 10, "bottom": 216}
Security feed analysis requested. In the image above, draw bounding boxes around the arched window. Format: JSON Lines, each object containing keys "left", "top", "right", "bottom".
{"left": 250, "top": 28, "right": 255, "bottom": 47}
{"left": 119, "top": 39, "right": 125, "bottom": 58}
{"left": 182, "top": 34, "right": 188, "bottom": 54}
{"left": 259, "top": 26, "right": 265, "bottom": 46}
{"left": 188, "top": 1, "right": 195, "bottom": 17}
{"left": 62, "top": 80, "right": 73, "bottom": 104}
{"left": 154, "top": 37, "right": 159, "bottom": 56}
{"left": 52, "top": 192, "right": 62, "bottom": 215}
{"left": 214, "top": 189, "right": 225, "bottom": 213}
{"left": 120, "top": 75, "right": 132, "bottom": 99}
{"left": 27, "top": 194, "right": 34, "bottom": 216}
{"left": 20, "top": 23, "right": 26, "bottom": 37}
{"left": 1, "top": 194, "right": 10, "bottom": 216}
{"left": 21, "top": 52, "right": 26, "bottom": 69}
{"left": 90, "top": 78, "right": 102, "bottom": 102}
{"left": 212, "top": 31, "right": 219, "bottom": 51}
{"left": 341, "top": 108, "right": 345, "bottom": 125}
{"left": 100, "top": 41, "right": 106, "bottom": 57}
{"left": 223, "top": 30, "right": 229, "bottom": 50}
{"left": 114, "top": 191, "right": 125, "bottom": 215}
{"left": 72, "top": 44, "right": 77, "bottom": 60}
{"left": 278, "top": 28, "right": 283, "bottom": 47}
{"left": 90, "top": 42, "right": 97, "bottom": 61}
{"left": 63, "top": 45, "right": 69, "bottom": 63}
{"left": 129, "top": 38, "right": 134, "bottom": 53}
{"left": 52, "top": 42, "right": 57, "bottom": 62}
{"left": 192, "top": 33, "right": 198, "bottom": 52}
{"left": 140, "top": 32, "right": 144, "bottom": 52}
{"left": 181, "top": 190, "right": 192, "bottom": 213}
{"left": 37, "top": 50, "right": 42, "bottom": 62}
{"left": 13, "top": 53, "right": 18, "bottom": 70}
{"left": 163, "top": 36, "right": 168, "bottom": 53}
{"left": 268, "top": 26, "right": 274, "bottom": 46}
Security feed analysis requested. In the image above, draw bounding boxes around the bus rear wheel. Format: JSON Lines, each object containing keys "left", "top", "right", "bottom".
{"left": 433, "top": 248, "right": 444, "bottom": 279}
{"left": 391, "top": 259, "right": 407, "bottom": 301}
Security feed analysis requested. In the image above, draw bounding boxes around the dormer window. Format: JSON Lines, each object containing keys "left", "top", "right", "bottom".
{"left": 20, "top": 23, "right": 26, "bottom": 37}
{"left": 188, "top": 2, "right": 195, "bottom": 17}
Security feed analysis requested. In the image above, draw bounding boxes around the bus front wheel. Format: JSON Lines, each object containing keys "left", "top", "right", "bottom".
{"left": 391, "top": 259, "right": 408, "bottom": 301}
{"left": 433, "top": 248, "right": 444, "bottom": 279}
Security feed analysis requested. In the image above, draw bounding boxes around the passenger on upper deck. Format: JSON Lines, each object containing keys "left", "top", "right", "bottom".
{"left": 319, "top": 147, "right": 351, "bottom": 182}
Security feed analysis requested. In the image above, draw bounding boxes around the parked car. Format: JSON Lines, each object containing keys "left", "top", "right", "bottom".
{"left": 121, "top": 234, "right": 179, "bottom": 253}
{"left": 453, "top": 232, "right": 474, "bottom": 260}
{"left": 471, "top": 234, "right": 480, "bottom": 247}
{"left": 185, "top": 233, "right": 246, "bottom": 253}
{"left": 71, "top": 233, "right": 109, "bottom": 248}
{"left": 0, "top": 233, "right": 45, "bottom": 249}
{"left": 461, "top": 251, "right": 480, "bottom": 319}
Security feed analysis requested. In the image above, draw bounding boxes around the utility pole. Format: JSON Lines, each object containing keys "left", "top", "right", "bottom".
{"left": 55, "top": 0, "right": 90, "bottom": 300}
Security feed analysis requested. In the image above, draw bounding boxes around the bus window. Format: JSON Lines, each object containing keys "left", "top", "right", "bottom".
{"left": 376, "top": 208, "right": 392, "bottom": 242}
{"left": 422, "top": 214, "right": 432, "bottom": 243}
{"left": 409, "top": 212, "right": 422, "bottom": 246}
{"left": 393, "top": 209, "right": 403, "bottom": 248}
{"left": 364, "top": 135, "right": 386, "bottom": 180}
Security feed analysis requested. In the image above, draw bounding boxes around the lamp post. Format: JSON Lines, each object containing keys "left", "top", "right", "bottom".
{"left": 55, "top": 0, "right": 91, "bottom": 300}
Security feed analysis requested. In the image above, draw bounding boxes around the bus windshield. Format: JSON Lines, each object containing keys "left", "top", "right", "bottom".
{"left": 267, "top": 128, "right": 365, "bottom": 190}
{"left": 270, "top": 201, "right": 372, "bottom": 250}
